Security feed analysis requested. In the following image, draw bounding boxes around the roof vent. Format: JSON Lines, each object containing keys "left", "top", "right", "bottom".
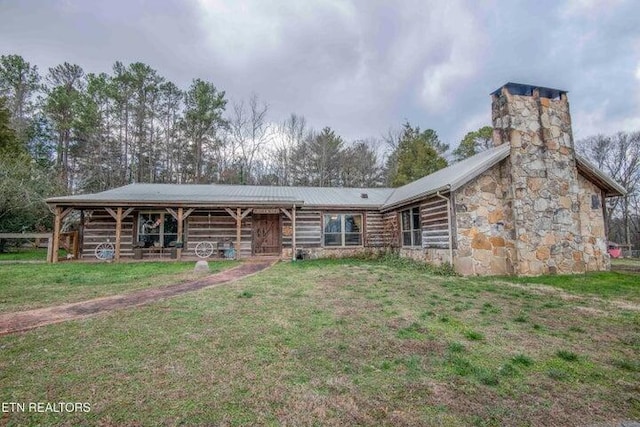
{"left": 360, "top": 193, "right": 368, "bottom": 199}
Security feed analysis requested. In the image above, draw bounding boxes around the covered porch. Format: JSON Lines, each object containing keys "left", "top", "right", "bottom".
{"left": 46, "top": 203, "right": 301, "bottom": 263}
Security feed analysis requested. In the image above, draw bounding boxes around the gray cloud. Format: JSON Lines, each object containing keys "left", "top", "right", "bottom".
{"left": 1, "top": 0, "right": 638, "bottom": 148}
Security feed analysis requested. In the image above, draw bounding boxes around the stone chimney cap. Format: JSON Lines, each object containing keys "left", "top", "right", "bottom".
{"left": 491, "top": 82, "right": 567, "bottom": 99}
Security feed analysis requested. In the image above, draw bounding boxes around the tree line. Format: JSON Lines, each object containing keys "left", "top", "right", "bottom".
{"left": 0, "top": 54, "right": 451, "bottom": 232}
{"left": 1, "top": 53, "right": 637, "bottom": 251}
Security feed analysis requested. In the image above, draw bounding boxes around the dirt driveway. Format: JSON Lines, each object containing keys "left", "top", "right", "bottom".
{"left": 0, "top": 260, "right": 275, "bottom": 336}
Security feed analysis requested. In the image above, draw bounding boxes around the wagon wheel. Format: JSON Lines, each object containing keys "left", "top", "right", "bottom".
{"left": 95, "top": 242, "right": 115, "bottom": 260}
{"left": 195, "top": 241, "right": 214, "bottom": 259}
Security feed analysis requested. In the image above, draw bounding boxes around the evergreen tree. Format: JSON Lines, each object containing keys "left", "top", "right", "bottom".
{"left": 182, "top": 78, "right": 227, "bottom": 183}
{"left": 308, "top": 127, "right": 344, "bottom": 187}
{"left": 390, "top": 122, "right": 448, "bottom": 187}
{"left": 452, "top": 126, "right": 493, "bottom": 161}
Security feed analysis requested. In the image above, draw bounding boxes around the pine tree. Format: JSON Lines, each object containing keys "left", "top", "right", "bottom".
{"left": 390, "top": 122, "right": 448, "bottom": 187}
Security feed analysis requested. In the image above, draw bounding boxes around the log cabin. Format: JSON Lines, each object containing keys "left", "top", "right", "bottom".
{"left": 46, "top": 83, "right": 626, "bottom": 275}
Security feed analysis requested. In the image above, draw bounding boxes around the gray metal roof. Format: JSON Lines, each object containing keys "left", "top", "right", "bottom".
{"left": 381, "top": 144, "right": 510, "bottom": 210}
{"left": 47, "top": 143, "right": 624, "bottom": 210}
{"left": 575, "top": 155, "right": 627, "bottom": 197}
{"left": 46, "top": 183, "right": 394, "bottom": 208}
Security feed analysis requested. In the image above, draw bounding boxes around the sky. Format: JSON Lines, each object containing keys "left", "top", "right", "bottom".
{"left": 1, "top": 0, "right": 639, "bottom": 151}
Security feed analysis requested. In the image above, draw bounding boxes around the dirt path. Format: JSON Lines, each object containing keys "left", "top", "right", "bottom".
{"left": 0, "top": 260, "right": 275, "bottom": 336}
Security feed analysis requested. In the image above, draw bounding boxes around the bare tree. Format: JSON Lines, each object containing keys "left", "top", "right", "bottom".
{"left": 577, "top": 132, "right": 640, "bottom": 250}
{"left": 228, "top": 94, "right": 271, "bottom": 184}
{"left": 271, "top": 113, "right": 306, "bottom": 185}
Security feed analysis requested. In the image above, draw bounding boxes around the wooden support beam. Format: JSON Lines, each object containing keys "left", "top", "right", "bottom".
{"left": 46, "top": 236, "right": 54, "bottom": 263}
{"left": 183, "top": 208, "right": 195, "bottom": 219}
{"left": 177, "top": 207, "right": 183, "bottom": 260}
{"left": 236, "top": 207, "right": 242, "bottom": 260}
{"left": 52, "top": 207, "right": 62, "bottom": 263}
{"left": 105, "top": 207, "right": 117, "bottom": 220}
{"left": 115, "top": 207, "right": 123, "bottom": 261}
{"left": 166, "top": 208, "right": 178, "bottom": 220}
{"left": 240, "top": 208, "right": 253, "bottom": 220}
{"left": 122, "top": 207, "right": 135, "bottom": 219}
{"left": 225, "top": 208, "right": 238, "bottom": 220}
{"left": 72, "top": 231, "right": 80, "bottom": 259}
{"left": 280, "top": 207, "right": 292, "bottom": 221}
{"left": 60, "top": 208, "right": 73, "bottom": 220}
{"left": 292, "top": 205, "right": 296, "bottom": 261}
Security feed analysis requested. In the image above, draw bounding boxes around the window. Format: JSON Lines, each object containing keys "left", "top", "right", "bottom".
{"left": 137, "top": 212, "right": 181, "bottom": 248}
{"left": 591, "top": 194, "right": 600, "bottom": 210}
{"left": 323, "top": 214, "right": 363, "bottom": 247}
{"left": 401, "top": 207, "right": 422, "bottom": 247}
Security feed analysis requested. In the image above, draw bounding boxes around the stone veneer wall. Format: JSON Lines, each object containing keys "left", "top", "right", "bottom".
{"left": 492, "top": 87, "right": 588, "bottom": 275}
{"left": 453, "top": 163, "right": 515, "bottom": 275}
{"left": 577, "top": 174, "right": 610, "bottom": 271}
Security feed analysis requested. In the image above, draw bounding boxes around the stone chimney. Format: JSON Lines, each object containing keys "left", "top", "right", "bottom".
{"left": 491, "top": 83, "right": 584, "bottom": 275}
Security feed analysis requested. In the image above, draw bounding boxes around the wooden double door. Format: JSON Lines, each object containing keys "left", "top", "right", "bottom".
{"left": 252, "top": 214, "right": 281, "bottom": 255}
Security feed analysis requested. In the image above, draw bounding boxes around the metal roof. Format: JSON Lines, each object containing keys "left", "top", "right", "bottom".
{"left": 46, "top": 183, "right": 394, "bottom": 209}
{"left": 575, "top": 155, "right": 627, "bottom": 197}
{"left": 46, "top": 144, "right": 624, "bottom": 210}
{"left": 380, "top": 144, "right": 510, "bottom": 210}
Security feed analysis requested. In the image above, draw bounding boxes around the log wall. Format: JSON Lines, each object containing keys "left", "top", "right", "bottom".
{"left": 420, "top": 196, "right": 450, "bottom": 248}
{"left": 81, "top": 209, "right": 134, "bottom": 259}
{"left": 365, "top": 211, "right": 386, "bottom": 247}
{"left": 186, "top": 210, "right": 252, "bottom": 258}
{"left": 282, "top": 210, "right": 322, "bottom": 249}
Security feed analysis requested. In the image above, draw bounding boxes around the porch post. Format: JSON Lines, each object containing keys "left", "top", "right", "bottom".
{"left": 115, "top": 207, "right": 123, "bottom": 261}
{"left": 46, "top": 233, "right": 54, "bottom": 263}
{"left": 236, "top": 207, "right": 242, "bottom": 259}
{"left": 292, "top": 205, "right": 296, "bottom": 261}
{"left": 177, "top": 207, "right": 184, "bottom": 260}
{"left": 52, "top": 207, "right": 62, "bottom": 263}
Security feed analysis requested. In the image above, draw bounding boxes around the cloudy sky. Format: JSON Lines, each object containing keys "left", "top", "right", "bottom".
{"left": 1, "top": 0, "right": 639, "bottom": 149}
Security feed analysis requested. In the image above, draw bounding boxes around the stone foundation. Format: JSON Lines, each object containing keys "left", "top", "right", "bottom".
{"left": 399, "top": 247, "right": 452, "bottom": 266}
{"left": 281, "top": 246, "right": 388, "bottom": 260}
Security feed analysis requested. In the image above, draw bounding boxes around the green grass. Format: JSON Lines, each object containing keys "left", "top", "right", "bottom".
{"left": 0, "top": 248, "right": 54, "bottom": 261}
{"left": 612, "top": 258, "right": 640, "bottom": 267}
{"left": 0, "top": 261, "right": 236, "bottom": 312}
{"left": 494, "top": 270, "right": 640, "bottom": 301}
{"left": 0, "top": 258, "right": 638, "bottom": 426}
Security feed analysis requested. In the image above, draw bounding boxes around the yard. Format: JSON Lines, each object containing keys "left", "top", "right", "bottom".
{"left": 0, "top": 258, "right": 638, "bottom": 426}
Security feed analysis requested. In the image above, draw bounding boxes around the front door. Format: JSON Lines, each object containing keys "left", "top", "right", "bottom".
{"left": 252, "top": 214, "right": 281, "bottom": 255}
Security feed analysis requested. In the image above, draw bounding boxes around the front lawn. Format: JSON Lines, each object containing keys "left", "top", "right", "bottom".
{"left": 1, "top": 259, "right": 638, "bottom": 425}
{"left": 0, "top": 261, "right": 236, "bottom": 312}
{"left": 0, "top": 248, "right": 54, "bottom": 261}
{"left": 493, "top": 269, "right": 640, "bottom": 301}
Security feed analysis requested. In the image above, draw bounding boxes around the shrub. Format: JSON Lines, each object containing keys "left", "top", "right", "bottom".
{"left": 556, "top": 350, "right": 579, "bottom": 362}
{"left": 511, "top": 354, "right": 534, "bottom": 367}
{"left": 238, "top": 291, "right": 254, "bottom": 299}
{"left": 448, "top": 342, "right": 465, "bottom": 353}
{"left": 464, "top": 330, "right": 484, "bottom": 341}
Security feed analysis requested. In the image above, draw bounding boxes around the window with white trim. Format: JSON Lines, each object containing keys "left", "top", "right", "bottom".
{"left": 323, "top": 213, "right": 363, "bottom": 247}
{"left": 401, "top": 207, "right": 422, "bottom": 247}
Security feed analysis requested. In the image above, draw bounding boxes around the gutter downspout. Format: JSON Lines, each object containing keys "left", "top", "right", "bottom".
{"left": 435, "top": 192, "right": 454, "bottom": 265}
